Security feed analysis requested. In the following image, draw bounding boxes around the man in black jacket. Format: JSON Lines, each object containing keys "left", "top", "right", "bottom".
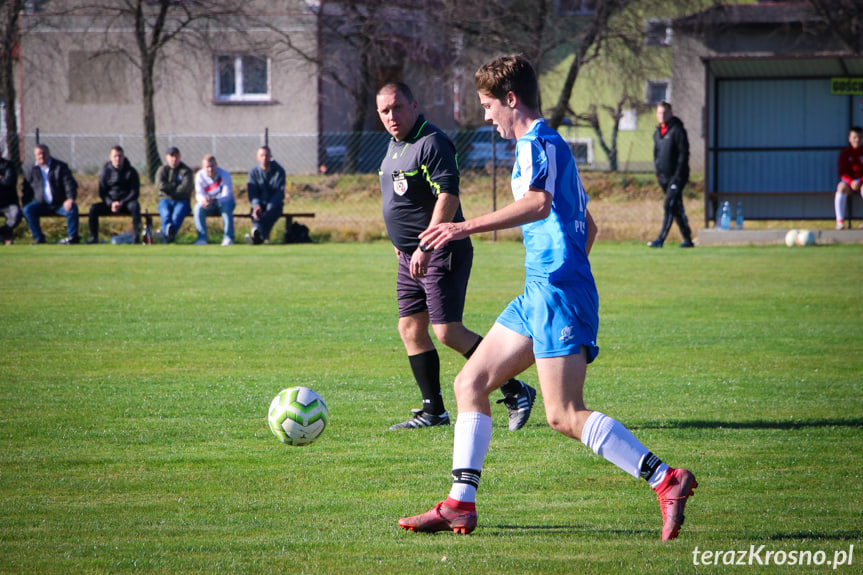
{"left": 22, "top": 144, "right": 80, "bottom": 244}
{"left": 0, "top": 146, "right": 21, "bottom": 245}
{"left": 648, "top": 101, "right": 694, "bottom": 248}
{"left": 88, "top": 145, "right": 141, "bottom": 244}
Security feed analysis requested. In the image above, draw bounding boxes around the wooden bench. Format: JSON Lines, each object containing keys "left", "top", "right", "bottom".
{"left": 142, "top": 211, "right": 315, "bottom": 244}
{"left": 705, "top": 191, "right": 855, "bottom": 228}
{"left": 43, "top": 210, "right": 315, "bottom": 243}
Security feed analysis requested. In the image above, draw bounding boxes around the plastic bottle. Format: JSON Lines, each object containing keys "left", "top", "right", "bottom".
{"left": 719, "top": 201, "right": 731, "bottom": 230}
{"left": 736, "top": 201, "right": 744, "bottom": 230}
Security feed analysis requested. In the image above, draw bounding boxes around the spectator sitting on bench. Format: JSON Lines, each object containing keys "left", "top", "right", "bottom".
{"left": 155, "top": 146, "right": 193, "bottom": 243}
{"left": 194, "top": 154, "right": 235, "bottom": 246}
{"left": 22, "top": 144, "right": 81, "bottom": 244}
{"left": 245, "top": 145, "right": 285, "bottom": 245}
{"left": 88, "top": 145, "right": 141, "bottom": 244}
{"left": 835, "top": 125, "right": 863, "bottom": 230}
{"left": 0, "top": 144, "right": 21, "bottom": 245}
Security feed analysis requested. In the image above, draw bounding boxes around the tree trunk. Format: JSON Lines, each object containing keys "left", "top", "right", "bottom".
{"left": 0, "top": 0, "right": 22, "bottom": 169}
{"left": 141, "top": 56, "right": 161, "bottom": 182}
{"left": 346, "top": 49, "right": 372, "bottom": 173}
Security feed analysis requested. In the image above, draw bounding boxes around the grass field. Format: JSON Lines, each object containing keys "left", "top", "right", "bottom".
{"left": 1, "top": 241, "right": 861, "bottom": 574}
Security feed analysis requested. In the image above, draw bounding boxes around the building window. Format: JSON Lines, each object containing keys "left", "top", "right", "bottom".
{"left": 645, "top": 79, "right": 670, "bottom": 106}
{"left": 556, "top": 0, "right": 596, "bottom": 16}
{"left": 566, "top": 138, "right": 594, "bottom": 165}
{"left": 618, "top": 109, "right": 638, "bottom": 132}
{"left": 645, "top": 18, "right": 672, "bottom": 47}
{"left": 215, "top": 55, "right": 270, "bottom": 102}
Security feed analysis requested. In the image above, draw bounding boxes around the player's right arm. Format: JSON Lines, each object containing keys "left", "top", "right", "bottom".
{"left": 420, "top": 187, "right": 551, "bottom": 250}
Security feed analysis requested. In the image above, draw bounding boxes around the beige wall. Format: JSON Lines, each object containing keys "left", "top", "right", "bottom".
{"left": 671, "top": 34, "right": 710, "bottom": 173}
{"left": 20, "top": 10, "right": 320, "bottom": 173}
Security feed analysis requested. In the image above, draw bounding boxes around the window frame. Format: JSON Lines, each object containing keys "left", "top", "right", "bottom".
{"left": 645, "top": 79, "right": 671, "bottom": 106}
{"left": 214, "top": 54, "right": 272, "bottom": 104}
{"left": 565, "top": 137, "right": 594, "bottom": 166}
{"left": 644, "top": 18, "right": 672, "bottom": 47}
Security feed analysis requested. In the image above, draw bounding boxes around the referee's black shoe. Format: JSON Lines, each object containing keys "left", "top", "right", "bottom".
{"left": 497, "top": 380, "right": 537, "bottom": 431}
{"left": 389, "top": 409, "right": 450, "bottom": 430}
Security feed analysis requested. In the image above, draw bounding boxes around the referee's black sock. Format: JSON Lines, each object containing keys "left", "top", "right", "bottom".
{"left": 464, "top": 336, "right": 523, "bottom": 397}
{"left": 408, "top": 349, "right": 445, "bottom": 415}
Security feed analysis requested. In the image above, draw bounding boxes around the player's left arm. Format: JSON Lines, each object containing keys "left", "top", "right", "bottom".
{"left": 585, "top": 209, "right": 597, "bottom": 256}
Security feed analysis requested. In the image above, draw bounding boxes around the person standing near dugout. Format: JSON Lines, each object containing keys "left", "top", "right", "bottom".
{"left": 376, "top": 81, "right": 536, "bottom": 431}
{"left": 398, "top": 55, "right": 697, "bottom": 541}
{"left": 648, "top": 101, "right": 694, "bottom": 248}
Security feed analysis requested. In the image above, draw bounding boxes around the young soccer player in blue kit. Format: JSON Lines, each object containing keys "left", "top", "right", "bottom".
{"left": 398, "top": 54, "right": 697, "bottom": 541}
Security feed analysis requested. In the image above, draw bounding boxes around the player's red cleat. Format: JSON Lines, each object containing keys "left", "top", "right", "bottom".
{"left": 398, "top": 501, "right": 477, "bottom": 534}
{"left": 654, "top": 467, "right": 697, "bottom": 541}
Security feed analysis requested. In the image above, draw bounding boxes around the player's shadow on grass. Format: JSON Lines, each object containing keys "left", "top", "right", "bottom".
{"left": 631, "top": 417, "right": 863, "bottom": 430}
{"left": 763, "top": 530, "right": 862, "bottom": 541}
{"left": 491, "top": 525, "right": 653, "bottom": 537}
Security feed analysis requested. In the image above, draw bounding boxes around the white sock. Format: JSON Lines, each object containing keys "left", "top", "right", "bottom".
{"left": 581, "top": 411, "right": 657, "bottom": 480}
{"left": 448, "top": 412, "right": 493, "bottom": 503}
{"left": 836, "top": 192, "right": 847, "bottom": 222}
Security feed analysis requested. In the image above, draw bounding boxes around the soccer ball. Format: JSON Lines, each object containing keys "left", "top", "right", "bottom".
{"left": 268, "top": 387, "right": 329, "bottom": 446}
{"left": 796, "top": 229, "right": 816, "bottom": 246}
{"left": 784, "top": 229, "right": 798, "bottom": 247}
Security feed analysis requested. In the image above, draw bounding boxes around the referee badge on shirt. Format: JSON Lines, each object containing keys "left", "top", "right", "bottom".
{"left": 392, "top": 172, "right": 408, "bottom": 196}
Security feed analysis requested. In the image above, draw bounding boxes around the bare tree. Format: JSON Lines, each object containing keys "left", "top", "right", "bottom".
{"left": 305, "top": 1, "right": 451, "bottom": 171}
{"left": 0, "top": 0, "right": 24, "bottom": 168}
{"left": 546, "top": 0, "right": 641, "bottom": 131}
{"left": 63, "top": 0, "right": 265, "bottom": 181}
{"left": 807, "top": 0, "right": 863, "bottom": 53}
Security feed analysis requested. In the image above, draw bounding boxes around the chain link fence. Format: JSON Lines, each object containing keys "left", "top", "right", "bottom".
{"left": 27, "top": 128, "right": 655, "bottom": 176}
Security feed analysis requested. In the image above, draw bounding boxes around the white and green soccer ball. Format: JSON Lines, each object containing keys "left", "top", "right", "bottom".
{"left": 268, "top": 387, "right": 329, "bottom": 446}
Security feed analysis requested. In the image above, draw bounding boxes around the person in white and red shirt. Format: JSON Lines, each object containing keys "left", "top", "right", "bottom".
{"left": 193, "top": 154, "right": 235, "bottom": 245}
{"left": 835, "top": 126, "right": 863, "bottom": 230}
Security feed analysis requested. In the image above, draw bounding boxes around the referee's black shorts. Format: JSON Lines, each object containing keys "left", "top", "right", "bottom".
{"left": 396, "top": 242, "right": 473, "bottom": 324}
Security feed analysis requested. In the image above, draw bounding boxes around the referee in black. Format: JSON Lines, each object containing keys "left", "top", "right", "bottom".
{"left": 376, "top": 82, "right": 536, "bottom": 431}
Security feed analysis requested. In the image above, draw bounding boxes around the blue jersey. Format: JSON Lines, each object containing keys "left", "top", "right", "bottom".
{"left": 512, "top": 119, "right": 595, "bottom": 287}
{"left": 497, "top": 119, "right": 599, "bottom": 360}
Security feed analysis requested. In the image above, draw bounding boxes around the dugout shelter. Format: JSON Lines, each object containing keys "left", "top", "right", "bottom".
{"left": 671, "top": 3, "right": 863, "bottom": 227}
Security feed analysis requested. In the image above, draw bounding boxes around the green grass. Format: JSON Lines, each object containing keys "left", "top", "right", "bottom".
{"left": 1, "top": 242, "right": 861, "bottom": 574}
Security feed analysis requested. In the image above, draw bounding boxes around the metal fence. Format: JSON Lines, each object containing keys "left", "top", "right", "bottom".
{"left": 26, "top": 128, "right": 655, "bottom": 176}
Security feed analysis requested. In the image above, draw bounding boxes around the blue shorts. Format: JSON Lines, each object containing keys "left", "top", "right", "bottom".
{"left": 496, "top": 281, "right": 599, "bottom": 361}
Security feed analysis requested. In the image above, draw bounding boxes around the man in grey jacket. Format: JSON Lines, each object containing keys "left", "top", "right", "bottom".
{"left": 245, "top": 146, "right": 285, "bottom": 244}
{"left": 155, "top": 146, "right": 193, "bottom": 243}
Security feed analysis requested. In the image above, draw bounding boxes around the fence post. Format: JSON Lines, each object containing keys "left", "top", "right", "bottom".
{"left": 35, "top": 127, "right": 39, "bottom": 145}
{"left": 264, "top": 127, "right": 269, "bottom": 147}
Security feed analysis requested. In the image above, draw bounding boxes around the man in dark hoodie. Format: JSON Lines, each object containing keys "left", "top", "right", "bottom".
{"left": 88, "top": 145, "right": 141, "bottom": 244}
{"left": 0, "top": 145, "right": 21, "bottom": 245}
{"left": 648, "top": 101, "right": 694, "bottom": 249}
